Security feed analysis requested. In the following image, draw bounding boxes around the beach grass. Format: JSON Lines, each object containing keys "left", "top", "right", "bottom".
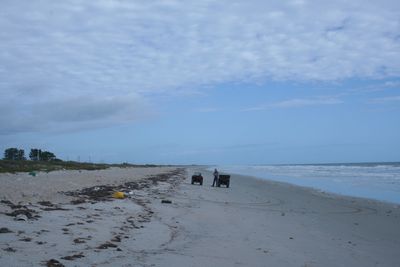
{"left": 0, "top": 160, "right": 161, "bottom": 173}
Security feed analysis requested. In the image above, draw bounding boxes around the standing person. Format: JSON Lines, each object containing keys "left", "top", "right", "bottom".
{"left": 212, "top": 168, "right": 219, "bottom": 187}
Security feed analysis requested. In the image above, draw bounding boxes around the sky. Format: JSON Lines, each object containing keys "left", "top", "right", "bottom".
{"left": 1, "top": 0, "right": 400, "bottom": 165}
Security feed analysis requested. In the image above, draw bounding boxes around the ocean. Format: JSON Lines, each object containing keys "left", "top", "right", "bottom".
{"left": 217, "top": 163, "right": 400, "bottom": 204}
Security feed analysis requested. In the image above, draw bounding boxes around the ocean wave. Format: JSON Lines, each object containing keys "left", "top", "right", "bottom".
{"left": 218, "top": 163, "right": 400, "bottom": 204}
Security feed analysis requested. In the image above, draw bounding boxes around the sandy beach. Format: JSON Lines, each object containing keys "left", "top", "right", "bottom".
{"left": 1, "top": 167, "right": 400, "bottom": 266}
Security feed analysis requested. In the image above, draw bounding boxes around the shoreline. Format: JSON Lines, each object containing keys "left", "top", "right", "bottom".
{"left": 226, "top": 171, "right": 400, "bottom": 208}
{"left": 1, "top": 167, "right": 399, "bottom": 266}
{"left": 215, "top": 165, "right": 400, "bottom": 206}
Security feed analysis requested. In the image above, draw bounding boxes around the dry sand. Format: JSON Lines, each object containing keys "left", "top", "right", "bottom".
{"left": 1, "top": 167, "right": 400, "bottom": 266}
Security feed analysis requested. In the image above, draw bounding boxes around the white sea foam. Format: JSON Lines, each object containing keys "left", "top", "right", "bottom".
{"left": 217, "top": 163, "right": 400, "bottom": 204}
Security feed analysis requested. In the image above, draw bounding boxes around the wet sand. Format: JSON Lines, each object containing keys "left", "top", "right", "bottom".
{"left": 1, "top": 167, "right": 400, "bottom": 266}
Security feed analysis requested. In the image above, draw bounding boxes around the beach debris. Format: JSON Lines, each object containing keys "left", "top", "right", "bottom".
{"left": 6, "top": 207, "right": 36, "bottom": 220}
{"left": 70, "top": 198, "right": 85, "bottom": 205}
{"left": 289, "top": 237, "right": 294, "bottom": 240}
{"left": 15, "top": 214, "right": 28, "bottom": 221}
{"left": 0, "top": 227, "right": 13, "bottom": 233}
{"left": 1, "top": 199, "right": 13, "bottom": 206}
{"left": 2, "top": 200, "right": 29, "bottom": 210}
{"left": 111, "top": 235, "right": 121, "bottom": 242}
{"left": 258, "top": 249, "right": 269, "bottom": 254}
{"left": 61, "top": 253, "right": 85, "bottom": 261}
{"left": 45, "top": 259, "right": 65, "bottom": 267}
{"left": 161, "top": 199, "right": 172, "bottom": 204}
{"left": 112, "top": 191, "right": 125, "bottom": 199}
{"left": 73, "top": 238, "right": 87, "bottom": 244}
{"left": 37, "top": 201, "right": 69, "bottom": 211}
{"left": 29, "top": 171, "right": 37, "bottom": 177}
{"left": 64, "top": 185, "right": 117, "bottom": 201}
{"left": 41, "top": 206, "right": 70, "bottom": 211}
{"left": 62, "top": 168, "right": 185, "bottom": 203}
{"left": 97, "top": 242, "right": 118, "bottom": 249}
{"left": 3, "top": 247, "right": 16, "bottom": 252}
{"left": 38, "top": 201, "right": 54, "bottom": 207}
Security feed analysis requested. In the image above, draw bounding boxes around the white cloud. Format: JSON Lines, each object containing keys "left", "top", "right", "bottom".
{"left": 245, "top": 96, "right": 343, "bottom": 111}
{"left": 369, "top": 95, "right": 400, "bottom": 103}
{"left": 0, "top": 0, "right": 399, "bottom": 133}
{"left": 0, "top": 94, "right": 151, "bottom": 134}
{"left": 383, "top": 81, "right": 400, "bottom": 88}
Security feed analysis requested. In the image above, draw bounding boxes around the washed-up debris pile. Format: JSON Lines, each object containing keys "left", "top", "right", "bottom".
{"left": 63, "top": 168, "right": 185, "bottom": 204}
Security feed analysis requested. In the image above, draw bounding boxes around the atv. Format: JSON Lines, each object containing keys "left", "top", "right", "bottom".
{"left": 191, "top": 172, "right": 203, "bottom": 185}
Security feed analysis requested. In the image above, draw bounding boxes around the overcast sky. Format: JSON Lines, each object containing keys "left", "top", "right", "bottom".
{"left": 1, "top": 0, "right": 399, "bottom": 164}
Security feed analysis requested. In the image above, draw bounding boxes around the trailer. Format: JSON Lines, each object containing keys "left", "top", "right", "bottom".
{"left": 217, "top": 174, "right": 230, "bottom": 188}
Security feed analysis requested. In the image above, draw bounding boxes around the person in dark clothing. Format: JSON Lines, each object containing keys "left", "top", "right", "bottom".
{"left": 212, "top": 168, "right": 219, "bottom": 187}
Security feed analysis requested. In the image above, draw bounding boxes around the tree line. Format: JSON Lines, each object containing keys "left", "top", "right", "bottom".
{"left": 3, "top": 148, "right": 58, "bottom": 162}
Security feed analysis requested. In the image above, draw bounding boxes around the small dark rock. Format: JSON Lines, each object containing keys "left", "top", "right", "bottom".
{"left": 19, "top": 237, "right": 32, "bottom": 242}
{"left": 161, "top": 200, "right": 172, "bottom": 204}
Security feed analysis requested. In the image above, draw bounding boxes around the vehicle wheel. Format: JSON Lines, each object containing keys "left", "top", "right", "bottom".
{"left": 226, "top": 182, "right": 229, "bottom": 188}
{"left": 200, "top": 181, "right": 203, "bottom": 185}
{"left": 191, "top": 181, "right": 194, "bottom": 184}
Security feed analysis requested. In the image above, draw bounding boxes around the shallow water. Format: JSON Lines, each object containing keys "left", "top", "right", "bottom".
{"left": 217, "top": 163, "right": 400, "bottom": 204}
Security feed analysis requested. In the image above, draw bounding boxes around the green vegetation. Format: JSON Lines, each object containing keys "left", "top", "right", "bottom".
{"left": 0, "top": 160, "right": 106, "bottom": 173}
{"left": 0, "top": 159, "right": 162, "bottom": 173}
{"left": 1, "top": 147, "right": 163, "bottom": 173}
{"left": 4, "top": 148, "right": 26, "bottom": 160}
{"left": 4, "top": 147, "right": 58, "bottom": 162}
